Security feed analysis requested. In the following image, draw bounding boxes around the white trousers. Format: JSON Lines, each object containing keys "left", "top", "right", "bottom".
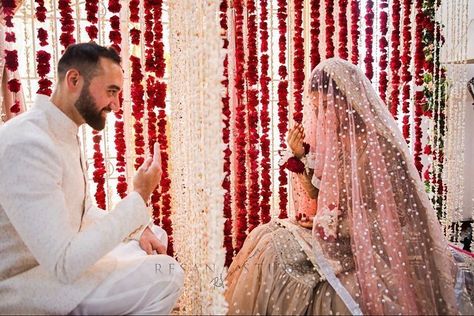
{"left": 70, "top": 226, "right": 184, "bottom": 315}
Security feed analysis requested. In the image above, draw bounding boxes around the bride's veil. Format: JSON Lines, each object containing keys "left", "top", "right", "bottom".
{"left": 293, "top": 58, "right": 458, "bottom": 314}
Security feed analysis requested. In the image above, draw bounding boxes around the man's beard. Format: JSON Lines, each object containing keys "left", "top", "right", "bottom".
{"left": 74, "top": 85, "right": 108, "bottom": 131}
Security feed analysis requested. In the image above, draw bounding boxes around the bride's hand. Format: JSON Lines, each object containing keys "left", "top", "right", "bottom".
{"left": 296, "top": 213, "right": 314, "bottom": 229}
{"left": 287, "top": 123, "right": 305, "bottom": 159}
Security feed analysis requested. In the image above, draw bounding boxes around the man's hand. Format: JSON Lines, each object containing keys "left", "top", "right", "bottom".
{"left": 133, "top": 143, "right": 162, "bottom": 203}
{"left": 139, "top": 227, "right": 167, "bottom": 255}
{"left": 287, "top": 123, "right": 305, "bottom": 159}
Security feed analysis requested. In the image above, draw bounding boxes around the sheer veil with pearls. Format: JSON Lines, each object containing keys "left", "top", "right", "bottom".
{"left": 294, "top": 58, "right": 459, "bottom": 315}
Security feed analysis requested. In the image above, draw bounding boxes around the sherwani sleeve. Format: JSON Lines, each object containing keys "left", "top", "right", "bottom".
{"left": 82, "top": 190, "right": 154, "bottom": 242}
{"left": 0, "top": 137, "right": 150, "bottom": 284}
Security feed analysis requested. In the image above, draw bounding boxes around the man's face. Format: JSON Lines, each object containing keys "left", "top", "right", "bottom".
{"left": 74, "top": 57, "right": 123, "bottom": 130}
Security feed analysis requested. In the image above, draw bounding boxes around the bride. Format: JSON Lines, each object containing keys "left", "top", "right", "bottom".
{"left": 225, "top": 58, "right": 467, "bottom": 315}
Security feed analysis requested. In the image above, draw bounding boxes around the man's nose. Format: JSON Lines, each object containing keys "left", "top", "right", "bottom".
{"left": 110, "top": 97, "right": 121, "bottom": 112}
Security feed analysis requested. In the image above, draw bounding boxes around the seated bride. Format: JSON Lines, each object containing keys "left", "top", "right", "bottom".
{"left": 225, "top": 58, "right": 473, "bottom": 315}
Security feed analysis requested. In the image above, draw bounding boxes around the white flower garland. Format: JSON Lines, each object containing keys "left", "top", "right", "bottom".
{"left": 168, "top": 1, "right": 227, "bottom": 314}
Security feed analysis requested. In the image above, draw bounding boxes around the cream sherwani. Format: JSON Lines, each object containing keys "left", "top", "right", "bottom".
{"left": 0, "top": 95, "right": 183, "bottom": 314}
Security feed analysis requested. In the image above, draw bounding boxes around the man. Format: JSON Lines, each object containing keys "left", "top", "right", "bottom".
{"left": 0, "top": 43, "right": 183, "bottom": 314}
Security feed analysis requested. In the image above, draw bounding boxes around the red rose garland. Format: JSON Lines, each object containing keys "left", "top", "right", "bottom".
{"left": 325, "top": 0, "right": 335, "bottom": 58}
{"left": 108, "top": 0, "right": 122, "bottom": 53}
{"left": 35, "top": 0, "right": 52, "bottom": 96}
{"left": 259, "top": 0, "right": 272, "bottom": 225}
{"left": 107, "top": 0, "right": 127, "bottom": 198}
{"left": 58, "top": 0, "right": 75, "bottom": 50}
{"left": 413, "top": 0, "right": 424, "bottom": 174}
{"left": 277, "top": 0, "right": 289, "bottom": 219}
{"left": 246, "top": 0, "right": 260, "bottom": 233}
{"left": 389, "top": 0, "right": 401, "bottom": 119}
{"left": 293, "top": 0, "right": 304, "bottom": 124}
{"left": 310, "top": 0, "right": 321, "bottom": 69}
{"left": 220, "top": 0, "right": 234, "bottom": 266}
{"left": 150, "top": 1, "right": 173, "bottom": 256}
{"left": 130, "top": 55, "right": 146, "bottom": 170}
{"left": 378, "top": 0, "right": 389, "bottom": 102}
{"left": 82, "top": 0, "right": 106, "bottom": 210}
{"left": 2, "top": 0, "right": 21, "bottom": 113}
{"left": 401, "top": 0, "right": 413, "bottom": 142}
{"left": 233, "top": 0, "right": 249, "bottom": 252}
{"left": 350, "top": 0, "right": 360, "bottom": 65}
{"left": 364, "top": 0, "right": 374, "bottom": 80}
{"left": 92, "top": 134, "right": 106, "bottom": 209}
{"left": 85, "top": 0, "right": 98, "bottom": 40}
{"left": 338, "top": 0, "right": 349, "bottom": 60}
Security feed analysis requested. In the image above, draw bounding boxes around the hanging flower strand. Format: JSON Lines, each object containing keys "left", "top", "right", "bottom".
{"left": 310, "top": 0, "right": 321, "bottom": 69}
{"left": 293, "top": 0, "right": 305, "bottom": 124}
{"left": 364, "top": 0, "right": 374, "bottom": 80}
{"left": 2, "top": 0, "right": 21, "bottom": 113}
{"left": 378, "top": 0, "right": 389, "bottom": 102}
{"left": 259, "top": 0, "right": 272, "bottom": 225}
{"left": 350, "top": 0, "right": 360, "bottom": 65}
{"left": 246, "top": 0, "right": 261, "bottom": 233}
{"left": 277, "top": 0, "right": 289, "bottom": 219}
{"left": 338, "top": 0, "right": 349, "bottom": 60}
{"left": 325, "top": 0, "right": 335, "bottom": 58}
{"left": 400, "top": 0, "right": 413, "bottom": 142}
{"left": 220, "top": 0, "right": 234, "bottom": 266}
{"left": 389, "top": 0, "right": 402, "bottom": 119}
{"left": 35, "top": 0, "right": 52, "bottom": 96}
{"left": 233, "top": 0, "right": 249, "bottom": 252}
{"left": 107, "top": 0, "right": 127, "bottom": 198}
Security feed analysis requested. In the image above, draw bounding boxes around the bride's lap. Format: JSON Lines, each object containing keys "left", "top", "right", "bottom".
{"left": 225, "top": 220, "right": 350, "bottom": 315}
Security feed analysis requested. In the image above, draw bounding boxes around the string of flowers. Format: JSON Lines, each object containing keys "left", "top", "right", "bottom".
{"left": 310, "top": 0, "right": 321, "bottom": 69}
{"left": 338, "top": 0, "right": 349, "bottom": 60}
{"left": 152, "top": 1, "right": 173, "bottom": 256}
{"left": 58, "top": 0, "right": 75, "bottom": 50}
{"left": 220, "top": 0, "right": 233, "bottom": 266}
{"left": 2, "top": 0, "right": 21, "bottom": 114}
{"left": 83, "top": 0, "right": 106, "bottom": 209}
{"left": 325, "top": 0, "right": 335, "bottom": 58}
{"left": 259, "top": 0, "right": 272, "bottom": 225}
{"left": 293, "top": 0, "right": 304, "bottom": 124}
{"left": 350, "top": 0, "right": 360, "bottom": 65}
{"left": 421, "top": 0, "right": 446, "bottom": 220}
{"left": 277, "top": 0, "right": 289, "bottom": 219}
{"left": 233, "top": 0, "right": 248, "bottom": 252}
{"left": 129, "top": 0, "right": 145, "bottom": 172}
{"left": 364, "top": 0, "right": 374, "bottom": 80}
{"left": 85, "top": 0, "right": 98, "bottom": 40}
{"left": 35, "top": 0, "right": 52, "bottom": 96}
{"left": 400, "top": 0, "right": 413, "bottom": 142}
{"left": 108, "top": 0, "right": 122, "bottom": 53}
{"left": 389, "top": 0, "right": 401, "bottom": 119}
{"left": 413, "top": 0, "right": 425, "bottom": 174}
{"left": 107, "top": 0, "right": 127, "bottom": 198}
{"left": 246, "top": 0, "right": 260, "bottom": 233}
{"left": 378, "top": 0, "right": 389, "bottom": 102}
{"left": 130, "top": 55, "right": 145, "bottom": 170}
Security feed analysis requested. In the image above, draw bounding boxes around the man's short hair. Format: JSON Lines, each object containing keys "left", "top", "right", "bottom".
{"left": 57, "top": 42, "right": 121, "bottom": 82}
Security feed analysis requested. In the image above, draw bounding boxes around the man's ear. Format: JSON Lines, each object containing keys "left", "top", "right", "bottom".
{"left": 65, "top": 69, "right": 82, "bottom": 91}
